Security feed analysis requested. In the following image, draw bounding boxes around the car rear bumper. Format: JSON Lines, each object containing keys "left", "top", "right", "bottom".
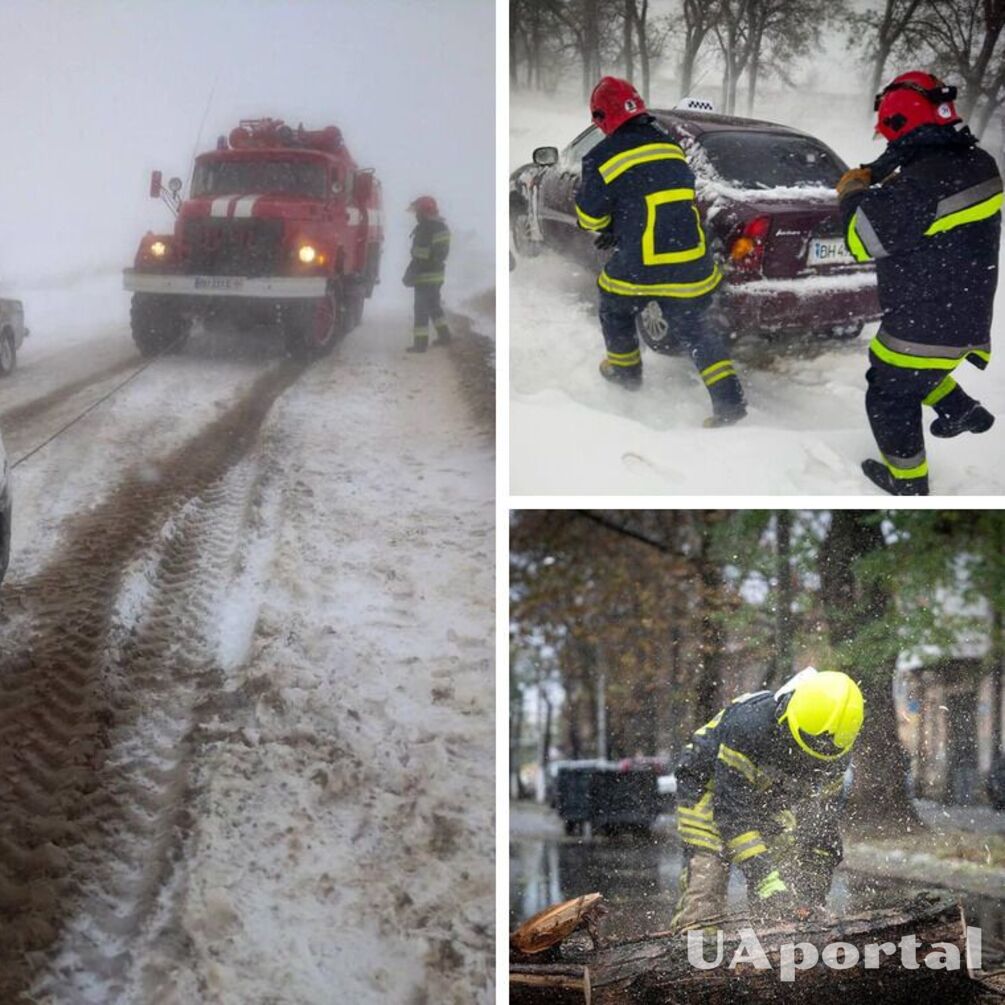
{"left": 717, "top": 270, "right": 881, "bottom": 334}
{"left": 123, "top": 270, "right": 327, "bottom": 299}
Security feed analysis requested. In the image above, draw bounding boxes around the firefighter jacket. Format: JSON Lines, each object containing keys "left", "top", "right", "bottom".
{"left": 574, "top": 115, "right": 721, "bottom": 300}
{"left": 675, "top": 690, "right": 848, "bottom": 890}
{"left": 840, "top": 124, "right": 1002, "bottom": 369}
{"left": 404, "top": 217, "right": 450, "bottom": 287}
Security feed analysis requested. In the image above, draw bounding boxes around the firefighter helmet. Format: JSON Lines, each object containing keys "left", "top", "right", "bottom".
{"left": 874, "top": 71, "right": 960, "bottom": 142}
{"left": 590, "top": 76, "right": 646, "bottom": 136}
{"left": 777, "top": 670, "right": 864, "bottom": 761}
{"left": 409, "top": 195, "right": 439, "bottom": 218}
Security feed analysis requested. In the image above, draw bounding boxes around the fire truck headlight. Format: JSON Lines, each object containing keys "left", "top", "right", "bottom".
{"left": 150, "top": 240, "right": 168, "bottom": 258}
{"left": 298, "top": 244, "right": 318, "bottom": 264}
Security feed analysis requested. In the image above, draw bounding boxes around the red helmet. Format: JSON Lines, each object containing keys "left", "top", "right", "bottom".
{"left": 590, "top": 76, "right": 646, "bottom": 136}
{"left": 409, "top": 195, "right": 438, "bottom": 218}
{"left": 874, "top": 71, "right": 960, "bottom": 141}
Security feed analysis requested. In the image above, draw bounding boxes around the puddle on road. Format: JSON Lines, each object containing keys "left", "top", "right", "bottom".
{"left": 511, "top": 814, "right": 1005, "bottom": 963}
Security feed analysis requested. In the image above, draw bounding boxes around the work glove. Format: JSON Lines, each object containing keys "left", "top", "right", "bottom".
{"left": 836, "top": 167, "right": 872, "bottom": 200}
{"left": 594, "top": 229, "right": 618, "bottom": 250}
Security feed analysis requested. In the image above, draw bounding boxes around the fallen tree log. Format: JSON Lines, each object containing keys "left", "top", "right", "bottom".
{"left": 510, "top": 893, "right": 985, "bottom": 1004}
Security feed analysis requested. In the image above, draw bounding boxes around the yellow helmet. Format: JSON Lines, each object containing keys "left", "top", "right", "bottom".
{"left": 777, "top": 670, "right": 864, "bottom": 761}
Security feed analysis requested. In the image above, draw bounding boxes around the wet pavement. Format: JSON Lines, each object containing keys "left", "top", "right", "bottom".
{"left": 510, "top": 801, "right": 1005, "bottom": 962}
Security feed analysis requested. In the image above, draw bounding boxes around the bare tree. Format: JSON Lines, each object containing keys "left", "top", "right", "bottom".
{"left": 681, "top": 0, "right": 719, "bottom": 97}
{"left": 847, "top": 0, "right": 926, "bottom": 106}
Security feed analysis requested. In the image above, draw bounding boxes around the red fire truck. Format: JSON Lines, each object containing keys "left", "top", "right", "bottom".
{"left": 124, "top": 118, "right": 383, "bottom": 358}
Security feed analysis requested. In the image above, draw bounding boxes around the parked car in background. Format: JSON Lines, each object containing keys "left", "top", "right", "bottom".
{"left": 0, "top": 430, "right": 10, "bottom": 584}
{"left": 0, "top": 298, "right": 28, "bottom": 376}
{"left": 510, "top": 103, "right": 881, "bottom": 344}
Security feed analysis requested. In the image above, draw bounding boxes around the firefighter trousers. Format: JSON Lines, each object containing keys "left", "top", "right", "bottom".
{"left": 412, "top": 284, "right": 451, "bottom": 348}
{"left": 598, "top": 292, "right": 744, "bottom": 414}
{"left": 669, "top": 842, "right": 835, "bottom": 933}
{"left": 865, "top": 349, "right": 980, "bottom": 485}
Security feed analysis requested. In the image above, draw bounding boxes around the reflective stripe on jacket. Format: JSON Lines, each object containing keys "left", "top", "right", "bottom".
{"left": 839, "top": 125, "right": 1001, "bottom": 351}
{"left": 575, "top": 116, "right": 721, "bottom": 300}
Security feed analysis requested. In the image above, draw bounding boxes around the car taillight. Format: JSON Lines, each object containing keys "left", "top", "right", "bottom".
{"left": 729, "top": 215, "right": 771, "bottom": 273}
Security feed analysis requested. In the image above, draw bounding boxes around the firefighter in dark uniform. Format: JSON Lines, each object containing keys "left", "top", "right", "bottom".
{"left": 403, "top": 195, "right": 452, "bottom": 353}
{"left": 669, "top": 668, "right": 864, "bottom": 933}
{"left": 575, "top": 77, "right": 746, "bottom": 426}
{"left": 838, "top": 71, "right": 1001, "bottom": 495}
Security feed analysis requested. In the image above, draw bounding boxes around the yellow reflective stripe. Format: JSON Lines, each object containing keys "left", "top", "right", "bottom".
{"left": 413, "top": 247, "right": 431, "bottom": 259}
{"left": 846, "top": 213, "right": 871, "bottom": 263}
{"left": 755, "top": 869, "right": 787, "bottom": 898}
{"left": 970, "top": 349, "right": 992, "bottom": 364}
{"left": 869, "top": 336, "right": 962, "bottom": 370}
{"left": 414, "top": 273, "right": 444, "bottom": 284}
{"left": 923, "top": 375, "right": 957, "bottom": 407}
{"left": 925, "top": 192, "right": 1003, "bottom": 237}
{"left": 678, "top": 805, "right": 714, "bottom": 822}
{"left": 726, "top": 829, "right": 762, "bottom": 850}
{"left": 734, "top": 842, "right": 768, "bottom": 864}
{"left": 679, "top": 832, "right": 723, "bottom": 852}
{"left": 705, "top": 369, "right": 736, "bottom": 388}
{"left": 598, "top": 265, "right": 721, "bottom": 299}
{"left": 884, "top": 454, "right": 929, "bottom": 479}
{"left": 599, "top": 142, "right": 685, "bottom": 184}
{"left": 575, "top": 203, "right": 612, "bottom": 231}
{"left": 642, "top": 190, "right": 706, "bottom": 265}
{"left": 717, "top": 744, "right": 762, "bottom": 786}
{"left": 700, "top": 359, "right": 733, "bottom": 379}
{"left": 606, "top": 349, "right": 641, "bottom": 367}
{"left": 431, "top": 232, "right": 451, "bottom": 243}
{"left": 694, "top": 710, "right": 724, "bottom": 737}
{"left": 679, "top": 822, "right": 720, "bottom": 841}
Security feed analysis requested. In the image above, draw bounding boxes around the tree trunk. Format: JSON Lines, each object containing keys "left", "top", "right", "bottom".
{"left": 696, "top": 523, "right": 723, "bottom": 722}
{"left": 818, "top": 512, "right": 920, "bottom": 831}
{"left": 624, "top": 0, "right": 635, "bottom": 80}
{"left": 772, "top": 511, "right": 794, "bottom": 689}
{"left": 511, "top": 688, "right": 526, "bottom": 798}
{"left": 637, "top": 0, "right": 650, "bottom": 99}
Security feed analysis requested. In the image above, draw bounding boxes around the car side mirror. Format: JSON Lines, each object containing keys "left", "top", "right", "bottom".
{"left": 168, "top": 177, "right": 183, "bottom": 196}
{"left": 354, "top": 171, "right": 374, "bottom": 204}
{"left": 533, "top": 146, "right": 559, "bottom": 167}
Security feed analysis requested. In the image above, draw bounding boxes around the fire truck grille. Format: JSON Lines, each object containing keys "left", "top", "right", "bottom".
{"left": 181, "top": 218, "right": 284, "bottom": 277}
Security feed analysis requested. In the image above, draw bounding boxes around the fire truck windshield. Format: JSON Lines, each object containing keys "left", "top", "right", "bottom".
{"left": 191, "top": 159, "right": 327, "bottom": 199}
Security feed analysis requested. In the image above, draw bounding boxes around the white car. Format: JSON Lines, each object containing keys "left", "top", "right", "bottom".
{"left": 0, "top": 429, "right": 10, "bottom": 583}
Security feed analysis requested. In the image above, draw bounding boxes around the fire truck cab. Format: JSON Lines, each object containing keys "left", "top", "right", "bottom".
{"left": 124, "top": 118, "right": 383, "bottom": 359}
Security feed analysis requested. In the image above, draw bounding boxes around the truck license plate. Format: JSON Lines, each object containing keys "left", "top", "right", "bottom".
{"left": 808, "top": 238, "right": 854, "bottom": 267}
{"left": 194, "top": 276, "right": 245, "bottom": 291}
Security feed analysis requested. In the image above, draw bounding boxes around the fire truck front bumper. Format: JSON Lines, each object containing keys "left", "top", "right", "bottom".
{"left": 123, "top": 270, "right": 328, "bottom": 299}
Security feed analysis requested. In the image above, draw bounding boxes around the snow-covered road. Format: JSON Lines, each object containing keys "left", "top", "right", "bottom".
{"left": 0, "top": 302, "right": 495, "bottom": 1003}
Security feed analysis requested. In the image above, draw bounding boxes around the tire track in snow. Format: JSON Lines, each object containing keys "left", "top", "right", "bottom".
{"left": 0, "top": 360, "right": 305, "bottom": 1000}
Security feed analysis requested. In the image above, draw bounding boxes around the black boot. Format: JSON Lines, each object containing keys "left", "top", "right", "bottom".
{"left": 433, "top": 324, "right": 452, "bottom": 346}
{"left": 930, "top": 402, "right": 995, "bottom": 438}
{"left": 703, "top": 404, "right": 747, "bottom": 428}
{"left": 862, "top": 458, "right": 929, "bottom": 496}
{"left": 599, "top": 358, "right": 642, "bottom": 390}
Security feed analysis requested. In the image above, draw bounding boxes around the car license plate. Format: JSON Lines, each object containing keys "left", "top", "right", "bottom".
{"left": 808, "top": 238, "right": 853, "bottom": 267}
{"left": 194, "top": 276, "right": 245, "bottom": 291}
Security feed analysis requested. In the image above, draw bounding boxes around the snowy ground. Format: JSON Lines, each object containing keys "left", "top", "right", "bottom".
{"left": 0, "top": 281, "right": 494, "bottom": 1003}
{"left": 509, "top": 90, "right": 1005, "bottom": 496}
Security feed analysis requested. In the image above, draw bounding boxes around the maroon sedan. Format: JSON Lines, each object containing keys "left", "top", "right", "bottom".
{"left": 510, "top": 106, "right": 880, "bottom": 342}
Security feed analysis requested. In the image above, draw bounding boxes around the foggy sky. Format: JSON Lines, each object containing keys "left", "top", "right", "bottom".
{"left": 0, "top": 0, "right": 493, "bottom": 309}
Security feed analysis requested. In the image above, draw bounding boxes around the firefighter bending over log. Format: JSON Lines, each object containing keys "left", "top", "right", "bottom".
{"left": 669, "top": 668, "right": 864, "bottom": 932}
{"left": 403, "top": 195, "right": 452, "bottom": 353}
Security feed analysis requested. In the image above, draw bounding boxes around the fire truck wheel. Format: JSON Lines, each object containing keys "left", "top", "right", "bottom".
{"left": 130, "top": 294, "right": 191, "bottom": 357}
{"left": 281, "top": 290, "right": 340, "bottom": 360}
{"left": 0, "top": 329, "right": 16, "bottom": 376}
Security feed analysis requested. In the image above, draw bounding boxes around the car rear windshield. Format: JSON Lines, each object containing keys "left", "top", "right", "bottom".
{"left": 192, "top": 159, "right": 327, "bottom": 199}
{"left": 696, "top": 130, "right": 844, "bottom": 189}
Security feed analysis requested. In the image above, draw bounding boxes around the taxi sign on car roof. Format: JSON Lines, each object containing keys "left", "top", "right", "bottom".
{"left": 675, "top": 96, "right": 716, "bottom": 113}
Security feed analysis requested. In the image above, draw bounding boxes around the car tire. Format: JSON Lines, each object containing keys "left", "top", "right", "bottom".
{"left": 281, "top": 286, "right": 344, "bottom": 360}
{"left": 0, "top": 329, "right": 16, "bottom": 376}
{"left": 510, "top": 191, "right": 543, "bottom": 259}
{"left": 0, "top": 501, "right": 9, "bottom": 586}
{"left": 131, "top": 294, "right": 191, "bottom": 357}
{"left": 636, "top": 302, "right": 684, "bottom": 356}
